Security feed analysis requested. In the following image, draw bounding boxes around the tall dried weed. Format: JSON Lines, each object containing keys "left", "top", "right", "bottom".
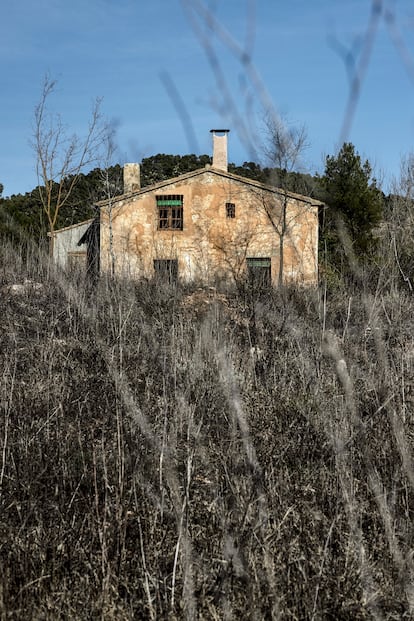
{"left": 1, "top": 238, "right": 414, "bottom": 619}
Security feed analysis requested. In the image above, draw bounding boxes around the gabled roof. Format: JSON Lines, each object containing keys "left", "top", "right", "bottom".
{"left": 95, "top": 166, "right": 324, "bottom": 209}
{"left": 48, "top": 218, "right": 94, "bottom": 236}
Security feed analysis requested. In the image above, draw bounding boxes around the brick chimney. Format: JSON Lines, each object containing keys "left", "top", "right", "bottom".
{"left": 123, "top": 163, "right": 141, "bottom": 194}
{"left": 210, "top": 129, "right": 230, "bottom": 172}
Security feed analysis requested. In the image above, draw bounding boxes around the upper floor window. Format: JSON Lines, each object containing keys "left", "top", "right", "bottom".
{"left": 226, "top": 202, "right": 236, "bottom": 218}
{"left": 157, "top": 195, "right": 183, "bottom": 230}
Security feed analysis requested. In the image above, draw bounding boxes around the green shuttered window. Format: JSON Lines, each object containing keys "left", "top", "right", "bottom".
{"left": 247, "top": 257, "right": 271, "bottom": 287}
{"left": 157, "top": 195, "right": 183, "bottom": 230}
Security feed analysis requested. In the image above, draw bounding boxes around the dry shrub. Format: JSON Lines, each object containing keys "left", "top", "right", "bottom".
{"left": 1, "top": 239, "right": 414, "bottom": 619}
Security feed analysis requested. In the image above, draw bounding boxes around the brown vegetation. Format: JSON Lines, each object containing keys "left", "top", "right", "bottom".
{"left": 1, "top": 240, "right": 414, "bottom": 619}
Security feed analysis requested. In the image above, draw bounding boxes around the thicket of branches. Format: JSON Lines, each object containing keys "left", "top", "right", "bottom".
{"left": 0, "top": 234, "right": 414, "bottom": 618}
{"left": 2, "top": 1, "right": 414, "bottom": 618}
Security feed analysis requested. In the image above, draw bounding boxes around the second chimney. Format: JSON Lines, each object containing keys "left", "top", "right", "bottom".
{"left": 210, "top": 129, "right": 230, "bottom": 172}
{"left": 123, "top": 163, "right": 141, "bottom": 194}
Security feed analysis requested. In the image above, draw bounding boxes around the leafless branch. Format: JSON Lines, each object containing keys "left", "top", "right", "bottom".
{"left": 32, "top": 76, "right": 106, "bottom": 246}
{"left": 329, "top": 0, "right": 384, "bottom": 146}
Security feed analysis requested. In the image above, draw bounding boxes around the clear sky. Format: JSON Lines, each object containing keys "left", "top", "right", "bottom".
{"left": 1, "top": 0, "right": 414, "bottom": 197}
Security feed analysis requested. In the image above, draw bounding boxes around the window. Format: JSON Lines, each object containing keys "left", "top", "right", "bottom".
{"left": 67, "top": 251, "right": 87, "bottom": 272}
{"left": 226, "top": 202, "right": 235, "bottom": 218}
{"left": 157, "top": 195, "right": 183, "bottom": 230}
{"left": 246, "top": 258, "right": 271, "bottom": 288}
{"left": 154, "top": 259, "right": 178, "bottom": 283}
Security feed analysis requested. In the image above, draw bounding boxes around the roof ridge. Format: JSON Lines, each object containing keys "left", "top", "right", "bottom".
{"left": 95, "top": 166, "right": 324, "bottom": 207}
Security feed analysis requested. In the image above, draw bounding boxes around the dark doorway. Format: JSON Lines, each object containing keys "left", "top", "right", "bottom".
{"left": 246, "top": 258, "right": 271, "bottom": 288}
{"left": 154, "top": 259, "right": 178, "bottom": 284}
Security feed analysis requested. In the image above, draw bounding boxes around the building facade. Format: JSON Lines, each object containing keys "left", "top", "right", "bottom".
{"left": 52, "top": 130, "right": 322, "bottom": 286}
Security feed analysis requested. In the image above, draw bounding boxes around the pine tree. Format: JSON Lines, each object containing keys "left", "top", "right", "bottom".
{"left": 319, "top": 143, "right": 383, "bottom": 269}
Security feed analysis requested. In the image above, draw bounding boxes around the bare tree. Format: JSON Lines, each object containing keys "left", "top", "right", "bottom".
{"left": 264, "top": 115, "right": 308, "bottom": 180}
{"left": 262, "top": 115, "right": 309, "bottom": 286}
{"left": 32, "top": 75, "right": 106, "bottom": 252}
{"left": 98, "top": 125, "right": 122, "bottom": 277}
{"left": 381, "top": 155, "right": 414, "bottom": 292}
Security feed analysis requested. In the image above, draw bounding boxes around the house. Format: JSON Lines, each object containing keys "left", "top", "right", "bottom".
{"left": 51, "top": 130, "right": 322, "bottom": 286}
{"left": 48, "top": 219, "right": 94, "bottom": 271}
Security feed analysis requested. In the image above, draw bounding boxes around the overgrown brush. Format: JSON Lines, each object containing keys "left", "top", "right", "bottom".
{"left": 1, "top": 239, "right": 414, "bottom": 619}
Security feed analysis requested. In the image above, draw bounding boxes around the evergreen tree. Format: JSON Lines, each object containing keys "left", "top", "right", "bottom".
{"left": 319, "top": 143, "right": 383, "bottom": 269}
{"left": 0, "top": 154, "right": 322, "bottom": 244}
{"left": 140, "top": 154, "right": 211, "bottom": 186}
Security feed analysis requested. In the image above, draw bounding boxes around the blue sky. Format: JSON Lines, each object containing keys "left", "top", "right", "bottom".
{"left": 1, "top": 0, "right": 414, "bottom": 197}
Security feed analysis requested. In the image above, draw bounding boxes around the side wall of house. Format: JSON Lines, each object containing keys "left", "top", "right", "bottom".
{"left": 52, "top": 221, "right": 92, "bottom": 270}
{"left": 99, "top": 172, "right": 318, "bottom": 285}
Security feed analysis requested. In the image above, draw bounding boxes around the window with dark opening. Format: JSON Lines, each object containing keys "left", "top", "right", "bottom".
{"left": 154, "top": 259, "right": 178, "bottom": 283}
{"left": 157, "top": 195, "right": 183, "bottom": 230}
{"left": 67, "top": 251, "right": 87, "bottom": 272}
{"left": 226, "top": 202, "right": 236, "bottom": 218}
{"left": 246, "top": 258, "right": 271, "bottom": 288}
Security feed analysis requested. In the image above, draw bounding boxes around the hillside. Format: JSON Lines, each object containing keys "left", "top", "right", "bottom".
{"left": 0, "top": 156, "right": 320, "bottom": 243}
{"left": 1, "top": 239, "right": 414, "bottom": 618}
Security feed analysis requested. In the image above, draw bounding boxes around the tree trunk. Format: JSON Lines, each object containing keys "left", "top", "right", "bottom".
{"left": 278, "top": 196, "right": 287, "bottom": 287}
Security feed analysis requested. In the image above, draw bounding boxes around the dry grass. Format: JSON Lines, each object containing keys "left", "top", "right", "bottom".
{"left": 0, "top": 241, "right": 414, "bottom": 619}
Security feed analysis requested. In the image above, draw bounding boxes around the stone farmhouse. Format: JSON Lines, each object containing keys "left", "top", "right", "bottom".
{"left": 50, "top": 130, "right": 322, "bottom": 286}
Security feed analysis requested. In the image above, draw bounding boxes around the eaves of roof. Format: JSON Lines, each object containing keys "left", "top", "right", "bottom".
{"left": 48, "top": 218, "right": 94, "bottom": 236}
{"left": 95, "top": 167, "right": 324, "bottom": 208}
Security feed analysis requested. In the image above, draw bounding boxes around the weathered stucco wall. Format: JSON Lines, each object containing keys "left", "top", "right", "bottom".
{"left": 51, "top": 220, "right": 92, "bottom": 270}
{"left": 99, "top": 170, "right": 318, "bottom": 286}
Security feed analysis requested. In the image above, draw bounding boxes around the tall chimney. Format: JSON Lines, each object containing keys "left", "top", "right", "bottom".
{"left": 210, "top": 129, "right": 230, "bottom": 172}
{"left": 123, "top": 163, "right": 141, "bottom": 194}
